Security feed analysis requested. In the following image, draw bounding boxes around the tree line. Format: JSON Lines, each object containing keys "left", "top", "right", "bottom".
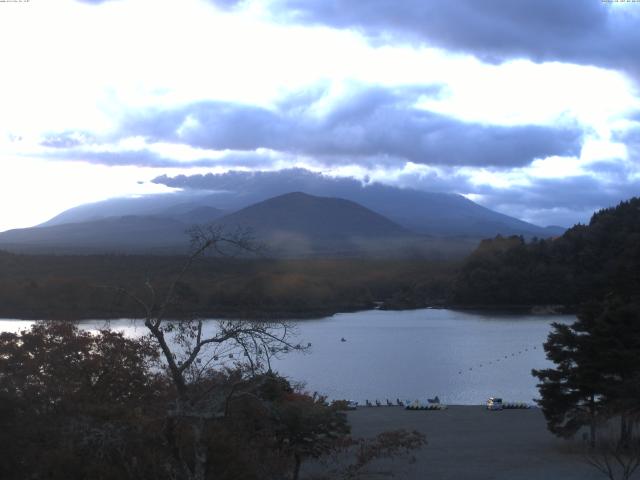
{"left": 454, "top": 198, "right": 640, "bottom": 478}
{"left": 454, "top": 197, "right": 640, "bottom": 479}
{"left": 0, "top": 251, "right": 456, "bottom": 320}
{"left": 453, "top": 197, "right": 640, "bottom": 309}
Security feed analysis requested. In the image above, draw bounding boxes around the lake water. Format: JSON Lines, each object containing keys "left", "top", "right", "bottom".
{"left": 0, "top": 308, "right": 573, "bottom": 405}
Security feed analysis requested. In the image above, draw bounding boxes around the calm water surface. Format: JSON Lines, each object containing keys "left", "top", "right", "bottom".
{"left": 0, "top": 308, "right": 573, "bottom": 405}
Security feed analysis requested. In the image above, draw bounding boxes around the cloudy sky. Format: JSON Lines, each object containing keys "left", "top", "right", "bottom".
{"left": 1, "top": 0, "right": 639, "bottom": 231}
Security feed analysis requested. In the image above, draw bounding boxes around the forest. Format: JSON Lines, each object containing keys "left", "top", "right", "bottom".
{"left": 453, "top": 197, "right": 640, "bottom": 311}
{"left": 2, "top": 197, "right": 640, "bottom": 320}
{"left": 525, "top": 200, "right": 640, "bottom": 477}
{"left": 0, "top": 251, "right": 456, "bottom": 320}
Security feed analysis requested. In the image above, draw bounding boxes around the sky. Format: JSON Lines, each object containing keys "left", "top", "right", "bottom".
{"left": 1, "top": 0, "right": 639, "bottom": 231}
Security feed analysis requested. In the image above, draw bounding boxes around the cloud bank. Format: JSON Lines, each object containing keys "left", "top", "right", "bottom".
{"left": 3, "top": 0, "right": 638, "bottom": 231}
{"left": 44, "top": 85, "right": 583, "bottom": 170}
{"left": 132, "top": 93, "right": 581, "bottom": 167}
{"left": 273, "top": 0, "right": 640, "bottom": 77}
{"left": 152, "top": 167, "right": 640, "bottom": 228}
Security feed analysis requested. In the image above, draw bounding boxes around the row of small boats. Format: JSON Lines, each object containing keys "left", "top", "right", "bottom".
{"left": 347, "top": 399, "right": 531, "bottom": 410}
{"left": 500, "top": 402, "right": 531, "bottom": 409}
{"left": 358, "top": 398, "right": 447, "bottom": 410}
{"left": 406, "top": 402, "right": 447, "bottom": 411}
{"left": 363, "top": 398, "right": 406, "bottom": 407}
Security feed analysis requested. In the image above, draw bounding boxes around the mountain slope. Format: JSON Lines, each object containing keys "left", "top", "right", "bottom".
{"left": 333, "top": 184, "right": 550, "bottom": 237}
{"left": 0, "top": 216, "right": 191, "bottom": 253}
{"left": 153, "top": 169, "right": 565, "bottom": 237}
{"left": 214, "top": 192, "right": 412, "bottom": 256}
{"left": 39, "top": 192, "right": 214, "bottom": 227}
{"left": 0, "top": 193, "right": 425, "bottom": 256}
{"left": 167, "top": 206, "right": 225, "bottom": 225}
{"left": 219, "top": 192, "right": 408, "bottom": 238}
{"left": 38, "top": 169, "right": 562, "bottom": 238}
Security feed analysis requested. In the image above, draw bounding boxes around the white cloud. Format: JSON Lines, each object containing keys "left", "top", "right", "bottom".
{"left": 0, "top": 156, "right": 175, "bottom": 231}
{"left": 0, "top": 0, "right": 639, "bottom": 230}
{"left": 417, "top": 60, "right": 639, "bottom": 128}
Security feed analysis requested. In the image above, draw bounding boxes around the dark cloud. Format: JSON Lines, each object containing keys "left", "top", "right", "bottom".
{"left": 619, "top": 125, "right": 640, "bottom": 159}
{"left": 471, "top": 174, "right": 640, "bottom": 226}
{"left": 152, "top": 167, "right": 640, "bottom": 228}
{"left": 151, "top": 167, "right": 637, "bottom": 215}
{"left": 123, "top": 86, "right": 582, "bottom": 168}
{"left": 153, "top": 167, "right": 477, "bottom": 206}
{"left": 272, "top": 0, "right": 640, "bottom": 76}
{"left": 478, "top": 176, "right": 634, "bottom": 211}
{"left": 153, "top": 168, "right": 367, "bottom": 194}
{"left": 586, "top": 160, "right": 636, "bottom": 182}
{"left": 151, "top": 168, "right": 509, "bottom": 235}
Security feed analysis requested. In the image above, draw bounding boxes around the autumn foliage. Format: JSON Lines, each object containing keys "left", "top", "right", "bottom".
{"left": 0, "top": 322, "right": 425, "bottom": 479}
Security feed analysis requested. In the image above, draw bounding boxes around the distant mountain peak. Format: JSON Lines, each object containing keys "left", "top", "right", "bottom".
{"left": 14, "top": 169, "right": 565, "bottom": 253}
{"left": 218, "top": 191, "right": 408, "bottom": 238}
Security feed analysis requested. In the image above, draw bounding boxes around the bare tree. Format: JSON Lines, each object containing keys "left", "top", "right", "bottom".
{"left": 585, "top": 424, "right": 640, "bottom": 480}
{"left": 116, "top": 224, "right": 306, "bottom": 480}
{"left": 311, "top": 429, "right": 427, "bottom": 480}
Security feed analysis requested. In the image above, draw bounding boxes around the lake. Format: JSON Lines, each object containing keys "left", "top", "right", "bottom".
{"left": 0, "top": 308, "right": 573, "bottom": 405}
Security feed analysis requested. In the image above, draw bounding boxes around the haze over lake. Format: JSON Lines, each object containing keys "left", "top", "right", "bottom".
{"left": 0, "top": 309, "right": 571, "bottom": 405}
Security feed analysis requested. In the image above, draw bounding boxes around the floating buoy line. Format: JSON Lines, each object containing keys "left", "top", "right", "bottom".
{"left": 457, "top": 344, "right": 539, "bottom": 375}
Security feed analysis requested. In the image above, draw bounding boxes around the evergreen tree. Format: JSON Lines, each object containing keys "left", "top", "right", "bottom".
{"left": 532, "top": 314, "right": 603, "bottom": 446}
{"left": 533, "top": 297, "right": 640, "bottom": 447}
{"left": 586, "top": 298, "right": 640, "bottom": 445}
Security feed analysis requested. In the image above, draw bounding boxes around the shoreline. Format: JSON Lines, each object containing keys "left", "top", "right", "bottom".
{"left": 0, "top": 307, "right": 362, "bottom": 322}
{"left": 0, "top": 303, "right": 576, "bottom": 322}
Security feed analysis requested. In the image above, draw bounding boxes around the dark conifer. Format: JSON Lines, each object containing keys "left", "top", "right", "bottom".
{"left": 534, "top": 297, "right": 640, "bottom": 447}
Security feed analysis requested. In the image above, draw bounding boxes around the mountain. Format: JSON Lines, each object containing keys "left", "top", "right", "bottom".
{"left": 333, "top": 185, "right": 555, "bottom": 237}
{"left": 165, "top": 206, "right": 225, "bottom": 225}
{"left": 0, "top": 193, "right": 436, "bottom": 256}
{"left": 220, "top": 192, "right": 407, "bottom": 238}
{"left": 38, "top": 169, "right": 563, "bottom": 238}
{"left": 215, "top": 192, "right": 413, "bottom": 256}
{"left": 0, "top": 216, "right": 190, "bottom": 254}
{"left": 38, "top": 192, "right": 212, "bottom": 227}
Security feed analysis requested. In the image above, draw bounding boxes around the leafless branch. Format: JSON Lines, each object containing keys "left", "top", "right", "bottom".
{"left": 585, "top": 428, "right": 640, "bottom": 480}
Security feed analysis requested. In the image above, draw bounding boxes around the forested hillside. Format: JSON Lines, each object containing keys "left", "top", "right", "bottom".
{"left": 453, "top": 197, "right": 640, "bottom": 309}
{"left": 0, "top": 253, "right": 455, "bottom": 319}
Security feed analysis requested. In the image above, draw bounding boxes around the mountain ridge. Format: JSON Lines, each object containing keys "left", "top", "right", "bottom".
{"left": 0, "top": 192, "right": 427, "bottom": 256}
{"left": 0, "top": 178, "right": 566, "bottom": 257}
{"left": 35, "top": 169, "right": 563, "bottom": 238}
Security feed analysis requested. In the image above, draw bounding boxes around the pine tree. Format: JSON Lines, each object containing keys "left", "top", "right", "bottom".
{"left": 587, "top": 298, "right": 640, "bottom": 446}
{"left": 533, "top": 297, "right": 640, "bottom": 447}
{"left": 533, "top": 315, "right": 603, "bottom": 447}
